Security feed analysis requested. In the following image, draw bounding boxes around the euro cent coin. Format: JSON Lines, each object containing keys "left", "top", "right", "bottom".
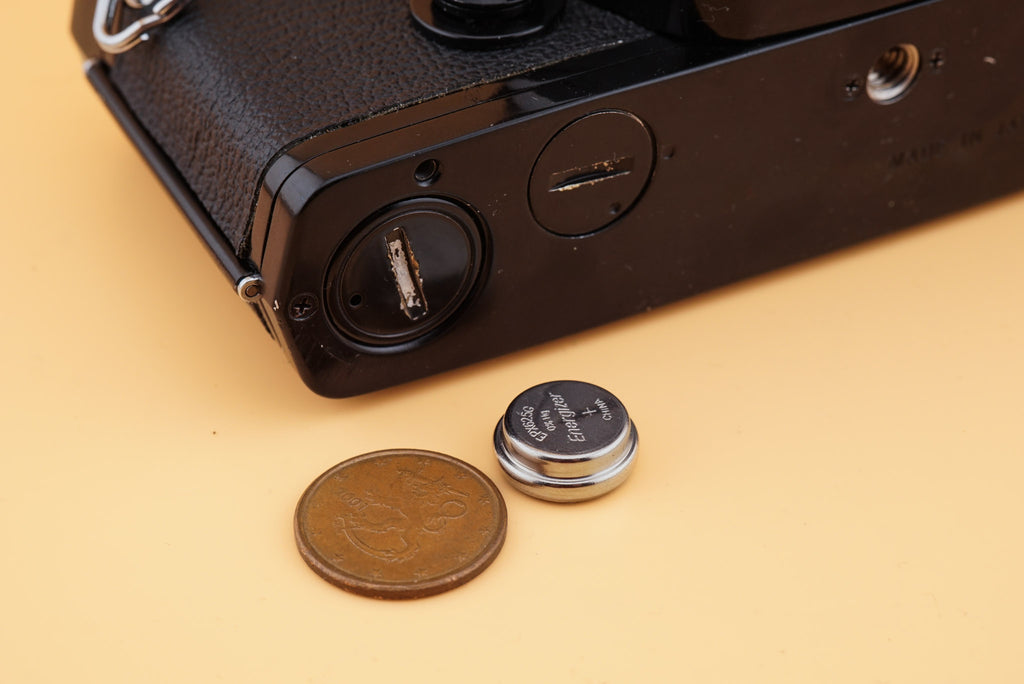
{"left": 294, "top": 449, "right": 507, "bottom": 599}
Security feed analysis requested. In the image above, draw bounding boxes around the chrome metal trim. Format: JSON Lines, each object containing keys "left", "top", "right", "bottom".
{"left": 236, "top": 275, "right": 265, "bottom": 303}
{"left": 92, "top": 0, "right": 188, "bottom": 55}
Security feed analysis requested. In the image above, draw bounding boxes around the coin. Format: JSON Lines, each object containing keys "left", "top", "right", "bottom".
{"left": 294, "top": 449, "right": 507, "bottom": 599}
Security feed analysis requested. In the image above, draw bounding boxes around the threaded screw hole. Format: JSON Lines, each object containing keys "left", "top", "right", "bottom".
{"left": 867, "top": 44, "right": 921, "bottom": 104}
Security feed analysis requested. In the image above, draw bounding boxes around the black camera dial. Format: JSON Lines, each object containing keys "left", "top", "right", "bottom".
{"left": 437, "top": 0, "right": 531, "bottom": 18}
{"left": 410, "top": 0, "right": 565, "bottom": 48}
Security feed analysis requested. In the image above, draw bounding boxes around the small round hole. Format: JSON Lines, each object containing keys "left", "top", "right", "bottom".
{"left": 348, "top": 293, "right": 364, "bottom": 308}
{"left": 414, "top": 159, "right": 442, "bottom": 186}
{"left": 867, "top": 44, "right": 921, "bottom": 105}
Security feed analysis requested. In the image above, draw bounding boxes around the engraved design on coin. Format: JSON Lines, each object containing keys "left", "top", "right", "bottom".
{"left": 331, "top": 467, "right": 470, "bottom": 564}
{"left": 295, "top": 449, "right": 507, "bottom": 599}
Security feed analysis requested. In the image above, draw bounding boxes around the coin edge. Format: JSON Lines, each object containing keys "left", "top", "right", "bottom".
{"left": 293, "top": 449, "right": 508, "bottom": 599}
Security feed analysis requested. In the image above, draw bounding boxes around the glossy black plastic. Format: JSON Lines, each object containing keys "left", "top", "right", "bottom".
{"left": 528, "top": 110, "right": 655, "bottom": 236}
{"left": 251, "top": 0, "right": 1024, "bottom": 396}
{"left": 410, "top": 0, "right": 566, "bottom": 47}
{"left": 586, "top": 0, "right": 922, "bottom": 41}
{"left": 74, "top": 0, "right": 1024, "bottom": 397}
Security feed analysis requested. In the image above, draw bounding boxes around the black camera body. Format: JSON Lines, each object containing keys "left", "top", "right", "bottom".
{"left": 74, "top": 0, "right": 1024, "bottom": 396}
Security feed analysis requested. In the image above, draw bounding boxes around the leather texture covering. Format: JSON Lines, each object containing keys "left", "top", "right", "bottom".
{"left": 109, "top": 0, "right": 652, "bottom": 255}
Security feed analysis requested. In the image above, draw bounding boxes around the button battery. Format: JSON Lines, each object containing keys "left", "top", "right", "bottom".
{"left": 494, "top": 380, "right": 639, "bottom": 502}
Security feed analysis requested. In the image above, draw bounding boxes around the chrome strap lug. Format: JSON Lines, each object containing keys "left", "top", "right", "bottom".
{"left": 93, "top": 0, "right": 188, "bottom": 55}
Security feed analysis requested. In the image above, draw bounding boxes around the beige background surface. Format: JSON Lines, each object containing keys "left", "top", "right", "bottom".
{"left": 2, "top": 4, "right": 1023, "bottom": 682}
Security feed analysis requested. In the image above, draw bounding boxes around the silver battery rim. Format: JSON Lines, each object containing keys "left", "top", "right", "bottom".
{"left": 494, "top": 421, "right": 639, "bottom": 502}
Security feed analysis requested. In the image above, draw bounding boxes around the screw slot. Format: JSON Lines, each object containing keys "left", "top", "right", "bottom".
{"left": 867, "top": 44, "right": 921, "bottom": 105}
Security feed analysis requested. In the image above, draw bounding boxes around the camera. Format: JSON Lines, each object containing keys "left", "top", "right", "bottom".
{"left": 73, "top": 0, "right": 1024, "bottom": 397}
